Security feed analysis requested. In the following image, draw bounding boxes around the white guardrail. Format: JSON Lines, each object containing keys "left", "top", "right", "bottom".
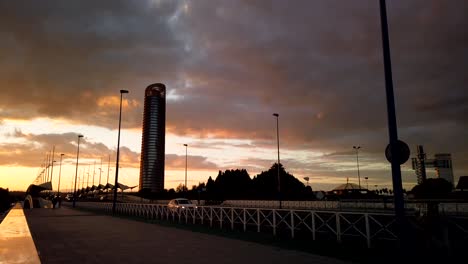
{"left": 75, "top": 202, "right": 400, "bottom": 248}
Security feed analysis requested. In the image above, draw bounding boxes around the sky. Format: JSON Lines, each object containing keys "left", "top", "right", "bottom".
{"left": 0, "top": 0, "right": 467, "bottom": 192}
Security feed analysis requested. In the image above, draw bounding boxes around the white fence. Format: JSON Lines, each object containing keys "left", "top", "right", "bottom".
{"left": 221, "top": 200, "right": 468, "bottom": 215}
{"left": 76, "top": 202, "right": 400, "bottom": 248}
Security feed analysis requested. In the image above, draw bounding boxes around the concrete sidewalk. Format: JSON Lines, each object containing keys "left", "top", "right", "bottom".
{"left": 25, "top": 207, "right": 349, "bottom": 264}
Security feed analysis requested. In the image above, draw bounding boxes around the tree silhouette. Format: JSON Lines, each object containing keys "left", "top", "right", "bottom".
{"left": 411, "top": 178, "right": 453, "bottom": 199}
{"left": 176, "top": 183, "right": 188, "bottom": 193}
{"left": 214, "top": 169, "right": 252, "bottom": 200}
{"left": 252, "top": 163, "right": 306, "bottom": 200}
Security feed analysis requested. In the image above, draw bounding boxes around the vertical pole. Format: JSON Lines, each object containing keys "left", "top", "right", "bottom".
{"left": 273, "top": 113, "right": 282, "bottom": 209}
{"left": 231, "top": 208, "right": 234, "bottom": 230}
{"left": 50, "top": 146, "right": 55, "bottom": 184}
{"left": 58, "top": 154, "right": 64, "bottom": 195}
{"left": 312, "top": 212, "right": 316, "bottom": 240}
{"left": 184, "top": 144, "right": 188, "bottom": 191}
{"left": 365, "top": 214, "right": 371, "bottom": 248}
{"left": 379, "top": 0, "right": 405, "bottom": 224}
{"left": 107, "top": 154, "right": 110, "bottom": 185}
{"left": 273, "top": 209, "right": 277, "bottom": 236}
{"left": 46, "top": 153, "right": 49, "bottom": 182}
{"left": 81, "top": 169, "right": 85, "bottom": 189}
{"left": 92, "top": 160, "right": 96, "bottom": 186}
{"left": 336, "top": 213, "right": 341, "bottom": 243}
{"left": 290, "top": 210, "right": 295, "bottom": 238}
{"left": 113, "top": 90, "right": 128, "bottom": 215}
{"left": 73, "top": 135, "right": 83, "bottom": 208}
{"left": 210, "top": 207, "right": 213, "bottom": 227}
{"left": 220, "top": 209, "right": 223, "bottom": 229}
{"left": 356, "top": 148, "right": 361, "bottom": 189}
{"left": 243, "top": 209, "right": 246, "bottom": 232}
{"left": 99, "top": 158, "right": 102, "bottom": 186}
{"left": 257, "top": 209, "right": 260, "bottom": 232}
{"left": 86, "top": 166, "right": 90, "bottom": 188}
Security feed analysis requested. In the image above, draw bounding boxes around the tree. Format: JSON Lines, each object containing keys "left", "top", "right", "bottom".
{"left": 214, "top": 169, "right": 252, "bottom": 199}
{"left": 252, "top": 163, "right": 306, "bottom": 200}
{"left": 175, "top": 184, "right": 187, "bottom": 193}
{"left": 411, "top": 178, "right": 453, "bottom": 199}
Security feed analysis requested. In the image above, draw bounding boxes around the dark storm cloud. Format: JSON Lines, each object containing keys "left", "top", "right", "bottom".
{"left": 168, "top": 0, "right": 468, "bottom": 151}
{"left": 0, "top": 0, "right": 185, "bottom": 128}
{"left": 164, "top": 0, "right": 468, "bottom": 180}
{"left": 1, "top": 1, "right": 467, "bottom": 181}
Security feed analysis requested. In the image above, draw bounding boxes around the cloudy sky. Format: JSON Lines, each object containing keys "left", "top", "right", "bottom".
{"left": 0, "top": 0, "right": 467, "bottom": 192}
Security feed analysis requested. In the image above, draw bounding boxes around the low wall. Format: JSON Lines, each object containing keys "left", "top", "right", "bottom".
{"left": 0, "top": 203, "right": 41, "bottom": 263}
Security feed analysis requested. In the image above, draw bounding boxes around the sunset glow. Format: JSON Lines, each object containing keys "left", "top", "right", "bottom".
{"left": 0, "top": 0, "right": 466, "bottom": 193}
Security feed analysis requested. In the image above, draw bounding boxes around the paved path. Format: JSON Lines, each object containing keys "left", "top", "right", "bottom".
{"left": 25, "top": 207, "right": 349, "bottom": 264}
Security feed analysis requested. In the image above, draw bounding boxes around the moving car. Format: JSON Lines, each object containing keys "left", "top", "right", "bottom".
{"left": 167, "top": 198, "right": 197, "bottom": 210}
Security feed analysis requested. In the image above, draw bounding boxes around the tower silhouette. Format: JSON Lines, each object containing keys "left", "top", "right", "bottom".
{"left": 139, "top": 83, "right": 166, "bottom": 192}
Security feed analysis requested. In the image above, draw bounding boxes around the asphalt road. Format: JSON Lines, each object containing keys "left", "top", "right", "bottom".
{"left": 24, "top": 207, "right": 350, "bottom": 264}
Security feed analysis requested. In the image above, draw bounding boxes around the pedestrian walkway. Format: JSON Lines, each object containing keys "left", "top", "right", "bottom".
{"left": 24, "top": 206, "right": 349, "bottom": 264}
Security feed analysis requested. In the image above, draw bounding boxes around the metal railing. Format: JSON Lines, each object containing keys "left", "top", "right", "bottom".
{"left": 76, "top": 202, "right": 400, "bottom": 248}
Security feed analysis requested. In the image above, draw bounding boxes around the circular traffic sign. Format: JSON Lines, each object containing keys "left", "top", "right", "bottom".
{"left": 385, "top": 140, "right": 410, "bottom": 165}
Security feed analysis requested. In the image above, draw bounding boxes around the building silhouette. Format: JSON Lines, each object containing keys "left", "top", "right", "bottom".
{"left": 139, "top": 83, "right": 166, "bottom": 192}
{"left": 411, "top": 145, "right": 454, "bottom": 185}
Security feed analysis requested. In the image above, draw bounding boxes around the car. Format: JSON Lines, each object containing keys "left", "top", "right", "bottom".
{"left": 65, "top": 194, "right": 74, "bottom": 201}
{"left": 167, "top": 198, "right": 197, "bottom": 210}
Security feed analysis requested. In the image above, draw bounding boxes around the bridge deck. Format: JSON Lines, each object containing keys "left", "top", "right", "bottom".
{"left": 24, "top": 206, "right": 348, "bottom": 264}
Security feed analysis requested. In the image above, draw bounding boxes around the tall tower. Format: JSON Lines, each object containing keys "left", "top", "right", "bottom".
{"left": 139, "top": 83, "right": 166, "bottom": 192}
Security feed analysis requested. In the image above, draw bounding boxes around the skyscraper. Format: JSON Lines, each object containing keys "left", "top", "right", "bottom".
{"left": 139, "top": 83, "right": 166, "bottom": 192}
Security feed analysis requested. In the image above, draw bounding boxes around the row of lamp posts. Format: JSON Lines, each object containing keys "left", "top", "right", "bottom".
{"left": 72, "top": 89, "right": 129, "bottom": 215}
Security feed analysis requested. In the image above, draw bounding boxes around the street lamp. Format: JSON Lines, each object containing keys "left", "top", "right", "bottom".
{"left": 58, "top": 154, "right": 64, "bottom": 196}
{"left": 98, "top": 158, "right": 102, "bottom": 186}
{"left": 184, "top": 144, "right": 188, "bottom": 192}
{"left": 365, "top": 177, "right": 369, "bottom": 190}
{"left": 50, "top": 146, "right": 55, "bottom": 183}
{"left": 353, "top": 146, "right": 361, "bottom": 190}
{"left": 113, "top": 89, "right": 129, "bottom": 215}
{"left": 73, "top": 135, "right": 83, "bottom": 208}
{"left": 107, "top": 154, "right": 111, "bottom": 185}
{"left": 273, "top": 113, "right": 281, "bottom": 209}
{"left": 379, "top": 0, "right": 405, "bottom": 223}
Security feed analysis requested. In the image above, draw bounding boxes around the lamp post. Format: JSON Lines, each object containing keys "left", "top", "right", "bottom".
{"left": 92, "top": 161, "right": 96, "bottom": 187}
{"left": 73, "top": 135, "right": 83, "bottom": 208}
{"left": 273, "top": 113, "right": 281, "bottom": 209}
{"left": 379, "top": 0, "right": 405, "bottom": 221}
{"left": 184, "top": 144, "right": 188, "bottom": 192}
{"left": 353, "top": 146, "right": 361, "bottom": 190}
{"left": 58, "top": 154, "right": 64, "bottom": 196}
{"left": 113, "top": 89, "right": 129, "bottom": 215}
{"left": 107, "top": 154, "right": 111, "bottom": 185}
{"left": 50, "top": 146, "right": 55, "bottom": 183}
{"left": 99, "top": 158, "right": 102, "bottom": 186}
{"left": 365, "top": 177, "right": 369, "bottom": 190}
